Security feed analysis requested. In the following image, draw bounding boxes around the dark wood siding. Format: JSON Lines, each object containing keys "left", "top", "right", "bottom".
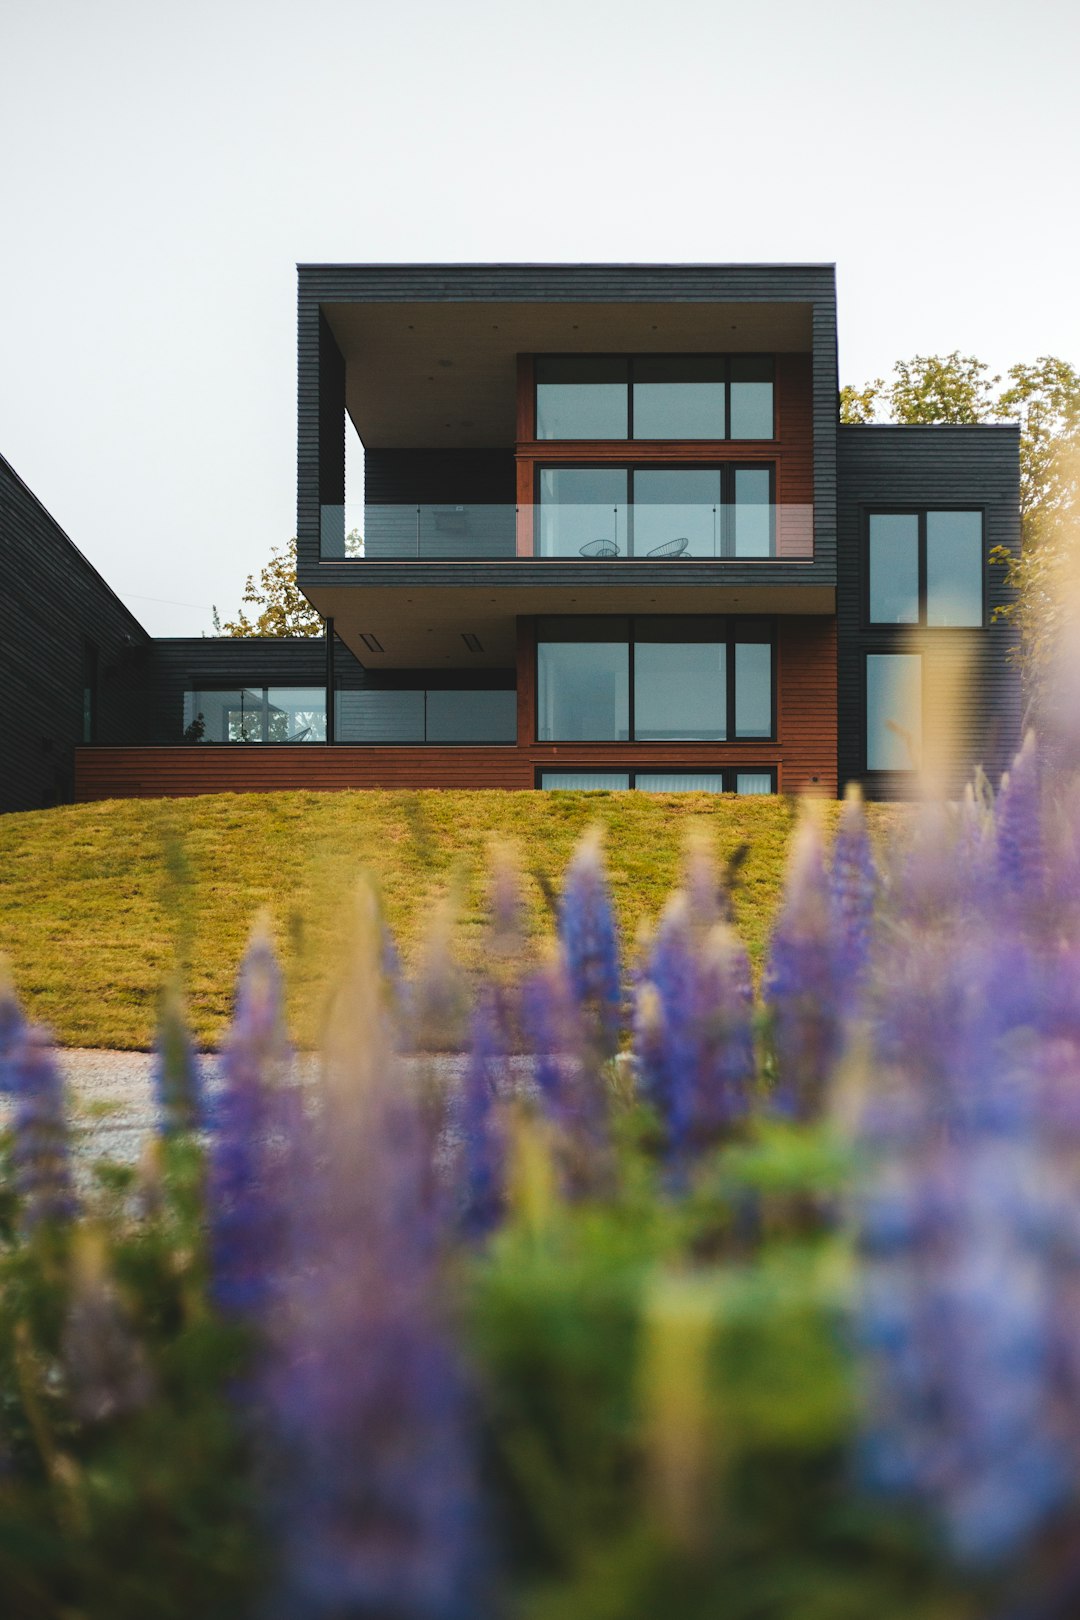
{"left": 147, "top": 638, "right": 329, "bottom": 743}
{"left": 836, "top": 425, "right": 1022, "bottom": 800}
{"left": 0, "top": 454, "right": 152, "bottom": 813}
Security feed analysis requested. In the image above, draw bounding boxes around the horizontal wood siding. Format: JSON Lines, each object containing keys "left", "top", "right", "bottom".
{"left": 1, "top": 454, "right": 152, "bottom": 813}
{"left": 76, "top": 614, "right": 838, "bottom": 800}
{"left": 836, "top": 425, "right": 1022, "bottom": 800}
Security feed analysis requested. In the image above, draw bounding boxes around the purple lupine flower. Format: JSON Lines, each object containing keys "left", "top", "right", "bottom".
{"left": 208, "top": 926, "right": 290, "bottom": 1320}
{"left": 682, "top": 827, "right": 728, "bottom": 932}
{"left": 265, "top": 1025, "right": 488, "bottom": 1619}
{"left": 455, "top": 988, "right": 505, "bottom": 1238}
{"left": 8, "top": 1024, "right": 77, "bottom": 1230}
{"left": 410, "top": 898, "right": 469, "bottom": 1053}
{"left": 635, "top": 898, "right": 754, "bottom": 1167}
{"left": 995, "top": 731, "right": 1046, "bottom": 913}
{"left": 557, "top": 828, "right": 623, "bottom": 1059}
{"left": 154, "top": 982, "right": 204, "bottom": 1137}
{"left": 829, "top": 785, "right": 878, "bottom": 1001}
{"left": 763, "top": 813, "right": 844, "bottom": 1119}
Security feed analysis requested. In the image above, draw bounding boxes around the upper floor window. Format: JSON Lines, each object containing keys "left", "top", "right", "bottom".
{"left": 868, "top": 510, "right": 984, "bottom": 627}
{"left": 536, "top": 464, "right": 774, "bottom": 559}
{"left": 183, "top": 687, "right": 327, "bottom": 743}
{"left": 534, "top": 356, "right": 774, "bottom": 441}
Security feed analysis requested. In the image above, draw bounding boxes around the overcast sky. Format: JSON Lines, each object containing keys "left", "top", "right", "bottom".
{"left": 2, "top": 0, "right": 1078, "bottom": 635}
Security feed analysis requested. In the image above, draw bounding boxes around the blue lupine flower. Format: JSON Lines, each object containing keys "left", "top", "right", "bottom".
{"left": 208, "top": 926, "right": 290, "bottom": 1320}
{"left": 455, "top": 988, "right": 505, "bottom": 1238}
{"left": 829, "top": 785, "right": 878, "bottom": 1001}
{"left": 557, "top": 829, "right": 623, "bottom": 1058}
{"left": 763, "top": 813, "right": 843, "bottom": 1119}
{"left": 995, "top": 731, "right": 1045, "bottom": 912}
{"left": 636, "top": 898, "right": 754, "bottom": 1166}
{"left": 8, "top": 1024, "right": 77, "bottom": 1230}
{"left": 154, "top": 982, "right": 204, "bottom": 1137}
{"left": 266, "top": 1030, "right": 488, "bottom": 1620}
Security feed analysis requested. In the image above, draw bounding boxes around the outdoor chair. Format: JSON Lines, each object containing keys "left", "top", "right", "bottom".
{"left": 646, "top": 536, "right": 690, "bottom": 558}
{"left": 578, "top": 538, "right": 620, "bottom": 558}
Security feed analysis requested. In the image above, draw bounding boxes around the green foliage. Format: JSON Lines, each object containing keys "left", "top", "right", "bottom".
{"left": 838, "top": 382, "right": 883, "bottom": 425}
{"left": 886, "top": 353, "right": 1000, "bottom": 425}
{"left": 214, "top": 538, "right": 322, "bottom": 638}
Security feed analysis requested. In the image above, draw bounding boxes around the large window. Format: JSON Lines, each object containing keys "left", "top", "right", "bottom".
{"left": 184, "top": 687, "right": 327, "bottom": 743}
{"left": 537, "top": 465, "right": 774, "bottom": 559}
{"left": 536, "top": 617, "right": 774, "bottom": 742}
{"left": 868, "top": 511, "right": 983, "bottom": 627}
{"left": 539, "top": 768, "right": 777, "bottom": 794}
{"left": 535, "top": 356, "right": 774, "bottom": 441}
{"left": 866, "top": 654, "right": 922, "bottom": 771}
{"left": 335, "top": 688, "right": 516, "bottom": 744}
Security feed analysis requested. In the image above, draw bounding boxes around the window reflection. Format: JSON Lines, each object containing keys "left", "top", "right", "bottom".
{"left": 866, "top": 654, "right": 922, "bottom": 771}
{"left": 729, "top": 357, "right": 775, "bottom": 438}
{"left": 632, "top": 357, "right": 726, "bottom": 439}
{"left": 536, "top": 358, "right": 629, "bottom": 440}
{"left": 927, "top": 511, "right": 983, "bottom": 626}
{"left": 869, "top": 515, "right": 920, "bottom": 624}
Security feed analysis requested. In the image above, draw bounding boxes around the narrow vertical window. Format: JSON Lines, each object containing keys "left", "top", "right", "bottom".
{"left": 729, "top": 357, "right": 774, "bottom": 439}
{"left": 866, "top": 653, "right": 922, "bottom": 771}
{"left": 926, "top": 511, "right": 983, "bottom": 626}
{"left": 734, "top": 642, "right": 772, "bottom": 737}
{"left": 732, "top": 467, "right": 773, "bottom": 557}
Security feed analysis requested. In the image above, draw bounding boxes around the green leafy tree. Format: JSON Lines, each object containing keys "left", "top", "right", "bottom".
{"left": 992, "top": 357, "right": 1080, "bottom": 531}
{"left": 886, "top": 352, "right": 1000, "bottom": 424}
{"left": 214, "top": 539, "right": 322, "bottom": 638}
{"left": 839, "top": 381, "right": 883, "bottom": 424}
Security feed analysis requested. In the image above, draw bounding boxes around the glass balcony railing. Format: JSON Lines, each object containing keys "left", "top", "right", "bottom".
{"left": 319, "top": 504, "right": 813, "bottom": 562}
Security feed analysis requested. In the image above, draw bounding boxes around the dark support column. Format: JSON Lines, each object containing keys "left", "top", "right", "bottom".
{"left": 325, "top": 618, "right": 335, "bottom": 744}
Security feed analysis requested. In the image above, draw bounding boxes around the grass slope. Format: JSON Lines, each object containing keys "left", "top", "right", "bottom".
{"left": 0, "top": 790, "right": 895, "bottom": 1050}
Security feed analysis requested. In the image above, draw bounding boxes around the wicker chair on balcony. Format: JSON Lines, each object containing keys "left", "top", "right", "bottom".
{"left": 646, "top": 536, "right": 690, "bottom": 558}
{"left": 579, "top": 538, "right": 620, "bottom": 558}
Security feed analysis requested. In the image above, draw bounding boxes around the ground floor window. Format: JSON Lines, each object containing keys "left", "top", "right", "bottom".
{"left": 183, "top": 687, "right": 326, "bottom": 743}
{"left": 536, "top": 616, "right": 774, "bottom": 743}
{"left": 865, "top": 653, "right": 921, "bottom": 771}
{"left": 334, "top": 688, "right": 516, "bottom": 744}
{"left": 538, "top": 768, "right": 777, "bottom": 794}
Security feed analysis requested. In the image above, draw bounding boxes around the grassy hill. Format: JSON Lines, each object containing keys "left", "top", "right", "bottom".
{"left": 0, "top": 790, "right": 898, "bottom": 1050}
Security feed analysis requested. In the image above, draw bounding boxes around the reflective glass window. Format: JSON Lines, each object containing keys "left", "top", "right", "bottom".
{"left": 535, "top": 358, "right": 628, "bottom": 440}
{"left": 734, "top": 643, "right": 772, "bottom": 737}
{"left": 335, "top": 690, "right": 425, "bottom": 743}
{"left": 729, "top": 357, "right": 774, "bottom": 438}
{"left": 538, "top": 467, "right": 628, "bottom": 558}
{"left": 537, "top": 619, "right": 630, "bottom": 741}
{"left": 632, "top": 357, "right": 726, "bottom": 439}
{"left": 733, "top": 467, "right": 773, "bottom": 557}
{"left": 736, "top": 772, "right": 775, "bottom": 795}
{"left": 869, "top": 514, "right": 920, "bottom": 623}
{"left": 634, "top": 624, "right": 726, "bottom": 740}
{"left": 635, "top": 773, "right": 726, "bottom": 792}
{"left": 866, "top": 653, "right": 922, "bottom": 771}
{"left": 540, "top": 772, "right": 631, "bottom": 791}
{"left": 926, "top": 511, "right": 983, "bottom": 626}
{"left": 632, "top": 468, "right": 722, "bottom": 558}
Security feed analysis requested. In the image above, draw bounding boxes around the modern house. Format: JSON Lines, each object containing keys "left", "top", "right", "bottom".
{"left": 1, "top": 264, "right": 1021, "bottom": 815}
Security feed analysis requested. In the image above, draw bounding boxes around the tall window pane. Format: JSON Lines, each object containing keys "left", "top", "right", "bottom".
{"left": 729, "top": 357, "right": 774, "bottom": 438}
{"left": 734, "top": 643, "right": 772, "bottom": 737}
{"left": 634, "top": 633, "right": 726, "bottom": 740}
{"left": 538, "top": 467, "right": 628, "bottom": 558}
{"left": 926, "top": 511, "right": 983, "bottom": 626}
{"left": 869, "top": 514, "right": 919, "bottom": 623}
{"left": 632, "top": 468, "right": 722, "bottom": 558}
{"left": 537, "top": 620, "right": 630, "bottom": 741}
{"left": 867, "top": 653, "right": 922, "bottom": 771}
{"left": 733, "top": 467, "right": 773, "bottom": 557}
{"left": 535, "top": 358, "right": 628, "bottom": 440}
{"left": 266, "top": 688, "right": 326, "bottom": 742}
{"left": 632, "top": 357, "right": 726, "bottom": 439}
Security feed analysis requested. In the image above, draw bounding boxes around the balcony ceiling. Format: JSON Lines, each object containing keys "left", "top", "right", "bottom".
{"left": 323, "top": 300, "right": 814, "bottom": 450}
{"left": 306, "top": 580, "right": 835, "bottom": 669}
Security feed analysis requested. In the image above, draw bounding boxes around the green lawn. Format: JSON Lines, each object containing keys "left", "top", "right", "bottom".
{"left": 0, "top": 790, "right": 896, "bottom": 1050}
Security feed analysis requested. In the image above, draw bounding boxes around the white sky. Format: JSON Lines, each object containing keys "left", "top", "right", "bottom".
{"left": 2, "top": 0, "right": 1078, "bottom": 635}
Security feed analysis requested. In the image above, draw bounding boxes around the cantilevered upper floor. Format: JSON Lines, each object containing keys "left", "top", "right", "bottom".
{"left": 296, "top": 263, "right": 839, "bottom": 668}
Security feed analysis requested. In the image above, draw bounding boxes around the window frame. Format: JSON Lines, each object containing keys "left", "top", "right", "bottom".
{"left": 534, "top": 354, "right": 776, "bottom": 442}
{"left": 864, "top": 507, "right": 986, "bottom": 629}
{"left": 534, "top": 616, "right": 776, "bottom": 744}
{"left": 534, "top": 462, "right": 776, "bottom": 559}
{"left": 534, "top": 766, "right": 779, "bottom": 793}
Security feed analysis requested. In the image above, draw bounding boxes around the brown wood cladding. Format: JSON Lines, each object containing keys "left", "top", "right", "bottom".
{"left": 75, "top": 616, "right": 837, "bottom": 802}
